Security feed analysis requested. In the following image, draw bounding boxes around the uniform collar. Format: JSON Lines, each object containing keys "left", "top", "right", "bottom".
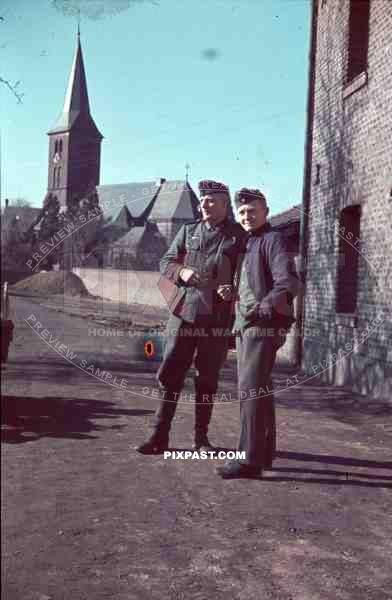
{"left": 248, "top": 222, "right": 272, "bottom": 237}
{"left": 203, "top": 217, "right": 228, "bottom": 231}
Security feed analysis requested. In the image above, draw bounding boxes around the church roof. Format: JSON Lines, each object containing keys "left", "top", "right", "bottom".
{"left": 95, "top": 221, "right": 129, "bottom": 245}
{"left": 48, "top": 33, "right": 102, "bottom": 137}
{"left": 113, "top": 223, "right": 148, "bottom": 249}
{"left": 102, "top": 205, "right": 132, "bottom": 230}
{"left": 112, "top": 222, "right": 167, "bottom": 270}
{"left": 96, "top": 179, "right": 199, "bottom": 229}
{"left": 96, "top": 182, "right": 159, "bottom": 223}
{"left": 148, "top": 180, "right": 199, "bottom": 221}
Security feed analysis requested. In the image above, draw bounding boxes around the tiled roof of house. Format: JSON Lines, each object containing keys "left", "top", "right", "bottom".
{"left": 269, "top": 204, "right": 302, "bottom": 228}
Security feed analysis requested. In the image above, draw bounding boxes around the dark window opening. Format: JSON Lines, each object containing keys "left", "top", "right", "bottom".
{"left": 56, "top": 166, "right": 62, "bottom": 188}
{"left": 315, "top": 163, "right": 321, "bottom": 185}
{"left": 59, "top": 139, "right": 63, "bottom": 156}
{"left": 336, "top": 205, "right": 361, "bottom": 313}
{"left": 347, "top": 0, "right": 370, "bottom": 82}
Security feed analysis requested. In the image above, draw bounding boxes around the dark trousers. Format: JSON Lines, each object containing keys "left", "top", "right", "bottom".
{"left": 236, "top": 326, "right": 284, "bottom": 467}
{"left": 155, "top": 314, "right": 229, "bottom": 436}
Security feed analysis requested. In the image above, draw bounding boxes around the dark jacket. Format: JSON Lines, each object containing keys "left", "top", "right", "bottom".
{"left": 160, "top": 219, "right": 245, "bottom": 324}
{"left": 237, "top": 222, "right": 299, "bottom": 329}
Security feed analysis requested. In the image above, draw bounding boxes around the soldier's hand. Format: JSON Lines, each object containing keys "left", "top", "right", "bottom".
{"left": 244, "top": 303, "right": 273, "bottom": 322}
{"left": 217, "top": 284, "right": 233, "bottom": 301}
{"left": 243, "top": 304, "right": 258, "bottom": 321}
{"left": 179, "top": 267, "right": 207, "bottom": 287}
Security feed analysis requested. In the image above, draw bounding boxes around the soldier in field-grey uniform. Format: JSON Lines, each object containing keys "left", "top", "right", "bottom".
{"left": 216, "top": 188, "right": 299, "bottom": 479}
{"left": 137, "top": 180, "right": 245, "bottom": 454}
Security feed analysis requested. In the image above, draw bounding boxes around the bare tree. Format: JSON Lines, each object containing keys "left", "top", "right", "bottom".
{"left": 0, "top": 76, "right": 24, "bottom": 103}
{"left": 0, "top": 15, "right": 24, "bottom": 103}
{"left": 51, "top": 0, "right": 158, "bottom": 21}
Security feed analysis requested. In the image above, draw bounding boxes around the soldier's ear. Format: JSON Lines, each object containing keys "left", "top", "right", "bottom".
{"left": 265, "top": 206, "right": 270, "bottom": 217}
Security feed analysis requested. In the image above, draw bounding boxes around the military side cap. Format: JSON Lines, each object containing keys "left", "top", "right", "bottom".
{"left": 234, "top": 187, "right": 267, "bottom": 207}
{"left": 198, "top": 180, "right": 229, "bottom": 195}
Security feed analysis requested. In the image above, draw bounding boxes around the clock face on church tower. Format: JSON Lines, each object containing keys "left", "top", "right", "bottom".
{"left": 53, "top": 153, "right": 61, "bottom": 164}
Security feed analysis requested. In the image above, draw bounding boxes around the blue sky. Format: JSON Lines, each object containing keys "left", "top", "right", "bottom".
{"left": 1, "top": 0, "right": 310, "bottom": 215}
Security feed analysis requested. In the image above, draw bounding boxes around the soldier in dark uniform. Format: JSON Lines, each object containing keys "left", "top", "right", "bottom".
{"left": 137, "top": 181, "right": 245, "bottom": 454}
{"left": 216, "top": 188, "right": 299, "bottom": 479}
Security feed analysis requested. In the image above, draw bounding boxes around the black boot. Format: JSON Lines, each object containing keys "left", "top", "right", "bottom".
{"left": 194, "top": 386, "right": 214, "bottom": 451}
{"left": 136, "top": 429, "right": 169, "bottom": 454}
{"left": 216, "top": 459, "right": 262, "bottom": 479}
{"left": 192, "top": 430, "right": 214, "bottom": 452}
{"left": 136, "top": 387, "right": 179, "bottom": 454}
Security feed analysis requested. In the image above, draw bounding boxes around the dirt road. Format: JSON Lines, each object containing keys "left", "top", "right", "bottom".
{"left": 2, "top": 296, "right": 392, "bottom": 600}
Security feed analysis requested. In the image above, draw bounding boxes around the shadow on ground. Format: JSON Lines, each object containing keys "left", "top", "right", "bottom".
{"left": 261, "top": 474, "right": 392, "bottom": 489}
{"left": 1, "top": 395, "right": 154, "bottom": 444}
{"left": 265, "top": 369, "right": 392, "bottom": 429}
{"left": 4, "top": 357, "right": 160, "bottom": 373}
{"left": 276, "top": 449, "right": 392, "bottom": 470}
{"left": 262, "top": 450, "right": 392, "bottom": 489}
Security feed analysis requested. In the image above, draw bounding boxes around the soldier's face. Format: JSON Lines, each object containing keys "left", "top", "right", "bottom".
{"left": 199, "top": 193, "right": 228, "bottom": 224}
{"left": 237, "top": 200, "right": 269, "bottom": 231}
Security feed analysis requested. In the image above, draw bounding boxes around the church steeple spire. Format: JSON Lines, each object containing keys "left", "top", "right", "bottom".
{"left": 63, "top": 31, "right": 90, "bottom": 117}
{"left": 47, "top": 30, "right": 103, "bottom": 210}
{"left": 48, "top": 30, "right": 101, "bottom": 136}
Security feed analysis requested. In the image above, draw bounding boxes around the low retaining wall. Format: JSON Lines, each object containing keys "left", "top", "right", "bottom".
{"left": 73, "top": 267, "right": 166, "bottom": 309}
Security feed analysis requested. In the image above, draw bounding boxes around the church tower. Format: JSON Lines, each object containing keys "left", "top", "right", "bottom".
{"left": 47, "top": 30, "right": 103, "bottom": 210}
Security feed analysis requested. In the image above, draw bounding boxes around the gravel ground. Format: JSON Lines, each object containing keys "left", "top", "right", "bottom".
{"left": 2, "top": 296, "right": 392, "bottom": 600}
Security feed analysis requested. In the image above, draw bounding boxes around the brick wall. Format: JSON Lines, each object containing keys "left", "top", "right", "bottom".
{"left": 302, "top": 0, "right": 392, "bottom": 398}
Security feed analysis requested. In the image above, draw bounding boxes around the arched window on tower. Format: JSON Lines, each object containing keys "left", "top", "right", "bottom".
{"left": 59, "top": 139, "right": 63, "bottom": 156}
{"left": 53, "top": 167, "right": 57, "bottom": 188}
{"left": 54, "top": 140, "right": 58, "bottom": 155}
{"left": 56, "top": 166, "right": 62, "bottom": 188}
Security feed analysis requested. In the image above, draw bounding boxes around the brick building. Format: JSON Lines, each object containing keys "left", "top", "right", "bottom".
{"left": 299, "top": 0, "right": 392, "bottom": 398}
